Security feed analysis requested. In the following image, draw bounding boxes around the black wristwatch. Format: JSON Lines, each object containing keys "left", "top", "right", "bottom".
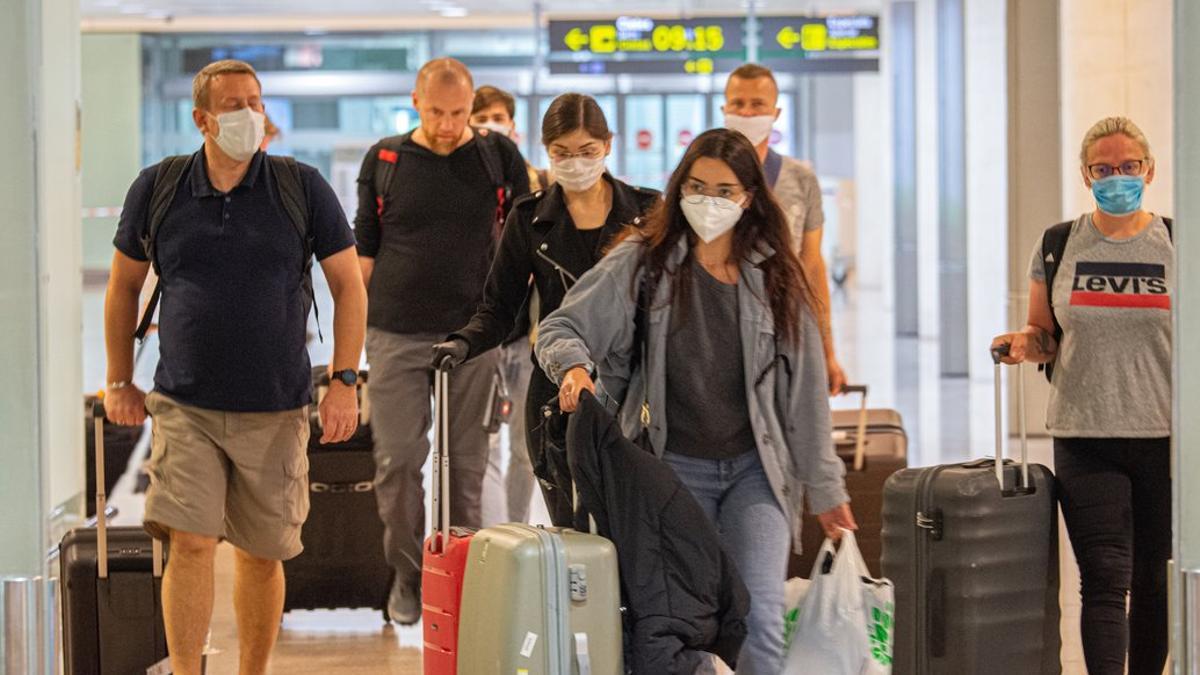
{"left": 330, "top": 369, "right": 358, "bottom": 387}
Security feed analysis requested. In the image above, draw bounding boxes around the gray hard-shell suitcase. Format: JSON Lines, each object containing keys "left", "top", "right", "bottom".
{"left": 880, "top": 352, "right": 1061, "bottom": 675}
{"left": 60, "top": 400, "right": 172, "bottom": 675}
{"left": 456, "top": 523, "right": 623, "bottom": 675}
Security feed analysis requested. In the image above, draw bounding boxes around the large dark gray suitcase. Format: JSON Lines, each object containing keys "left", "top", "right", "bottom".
{"left": 60, "top": 400, "right": 171, "bottom": 675}
{"left": 881, "top": 353, "right": 1061, "bottom": 675}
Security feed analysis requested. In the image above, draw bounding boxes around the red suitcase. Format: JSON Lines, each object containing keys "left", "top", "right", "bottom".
{"left": 422, "top": 367, "right": 474, "bottom": 674}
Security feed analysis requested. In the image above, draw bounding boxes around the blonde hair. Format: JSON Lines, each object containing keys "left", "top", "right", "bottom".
{"left": 192, "top": 60, "right": 261, "bottom": 110}
{"left": 1080, "top": 116, "right": 1152, "bottom": 165}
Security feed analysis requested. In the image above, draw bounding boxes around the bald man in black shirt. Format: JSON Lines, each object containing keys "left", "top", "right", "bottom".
{"left": 354, "top": 57, "right": 530, "bottom": 624}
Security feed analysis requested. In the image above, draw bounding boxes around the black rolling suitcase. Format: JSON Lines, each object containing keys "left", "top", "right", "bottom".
{"left": 282, "top": 368, "right": 392, "bottom": 619}
{"left": 880, "top": 351, "right": 1061, "bottom": 675}
{"left": 60, "top": 399, "right": 171, "bottom": 675}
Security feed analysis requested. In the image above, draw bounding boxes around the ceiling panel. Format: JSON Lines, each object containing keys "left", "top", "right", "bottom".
{"left": 81, "top": 0, "right": 882, "bottom": 20}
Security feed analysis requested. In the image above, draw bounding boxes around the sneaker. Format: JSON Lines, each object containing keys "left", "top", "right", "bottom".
{"left": 388, "top": 580, "right": 421, "bottom": 625}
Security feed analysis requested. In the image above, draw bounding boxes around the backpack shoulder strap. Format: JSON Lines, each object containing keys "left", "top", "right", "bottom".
{"left": 268, "top": 155, "right": 324, "bottom": 342}
{"left": 134, "top": 155, "right": 191, "bottom": 341}
{"left": 1039, "top": 219, "right": 1074, "bottom": 382}
{"left": 372, "top": 133, "right": 409, "bottom": 218}
{"left": 143, "top": 155, "right": 192, "bottom": 274}
{"left": 474, "top": 132, "right": 507, "bottom": 191}
{"left": 268, "top": 155, "right": 310, "bottom": 257}
{"left": 475, "top": 132, "right": 513, "bottom": 237}
{"left": 764, "top": 149, "right": 784, "bottom": 189}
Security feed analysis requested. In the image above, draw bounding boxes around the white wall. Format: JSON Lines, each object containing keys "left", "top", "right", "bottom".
{"left": 0, "top": 0, "right": 81, "bottom": 576}
{"left": 1059, "top": 0, "right": 1173, "bottom": 218}
{"left": 39, "top": 0, "right": 84, "bottom": 543}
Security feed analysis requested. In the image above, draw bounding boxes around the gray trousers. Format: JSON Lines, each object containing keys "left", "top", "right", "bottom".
{"left": 365, "top": 327, "right": 499, "bottom": 586}
{"left": 481, "top": 339, "right": 537, "bottom": 526}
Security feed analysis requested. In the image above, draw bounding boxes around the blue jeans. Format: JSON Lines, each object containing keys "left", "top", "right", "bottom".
{"left": 663, "top": 450, "right": 791, "bottom": 675}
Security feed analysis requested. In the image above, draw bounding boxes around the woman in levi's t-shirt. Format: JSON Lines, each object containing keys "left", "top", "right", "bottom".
{"left": 993, "top": 117, "right": 1173, "bottom": 675}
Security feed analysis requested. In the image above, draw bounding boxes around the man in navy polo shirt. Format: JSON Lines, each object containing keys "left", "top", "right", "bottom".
{"left": 104, "top": 59, "right": 366, "bottom": 675}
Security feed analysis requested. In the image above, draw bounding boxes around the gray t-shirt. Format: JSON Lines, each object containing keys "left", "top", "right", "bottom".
{"left": 665, "top": 258, "right": 756, "bottom": 460}
{"left": 1028, "top": 213, "right": 1173, "bottom": 438}
{"left": 773, "top": 154, "right": 825, "bottom": 246}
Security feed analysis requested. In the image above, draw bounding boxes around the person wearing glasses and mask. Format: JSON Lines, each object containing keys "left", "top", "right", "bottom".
{"left": 433, "top": 93, "right": 659, "bottom": 525}
{"left": 993, "top": 117, "right": 1172, "bottom": 675}
{"left": 535, "top": 128, "right": 855, "bottom": 673}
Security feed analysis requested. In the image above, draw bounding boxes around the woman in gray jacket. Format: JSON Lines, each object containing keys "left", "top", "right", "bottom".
{"left": 536, "top": 128, "right": 855, "bottom": 674}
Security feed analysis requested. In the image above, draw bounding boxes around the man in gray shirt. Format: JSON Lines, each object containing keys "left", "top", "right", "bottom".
{"left": 723, "top": 64, "right": 845, "bottom": 394}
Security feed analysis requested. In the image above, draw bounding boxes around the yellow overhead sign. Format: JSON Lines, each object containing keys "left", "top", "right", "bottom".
{"left": 554, "top": 18, "right": 736, "bottom": 56}
{"left": 770, "top": 16, "right": 880, "bottom": 53}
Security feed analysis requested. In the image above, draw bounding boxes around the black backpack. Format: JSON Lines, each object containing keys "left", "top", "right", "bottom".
{"left": 370, "top": 131, "right": 513, "bottom": 239}
{"left": 1039, "top": 215, "right": 1173, "bottom": 381}
{"left": 134, "top": 154, "right": 316, "bottom": 341}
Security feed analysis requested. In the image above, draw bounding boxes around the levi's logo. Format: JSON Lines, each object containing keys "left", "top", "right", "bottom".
{"left": 1070, "top": 261, "right": 1170, "bottom": 309}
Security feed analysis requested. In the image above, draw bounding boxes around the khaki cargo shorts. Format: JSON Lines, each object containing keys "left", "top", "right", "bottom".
{"left": 143, "top": 391, "right": 310, "bottom": 561}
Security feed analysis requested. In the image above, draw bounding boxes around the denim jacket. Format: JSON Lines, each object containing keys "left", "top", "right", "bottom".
{"left": 535, "top": 236, "right": 849, "bottom": 551}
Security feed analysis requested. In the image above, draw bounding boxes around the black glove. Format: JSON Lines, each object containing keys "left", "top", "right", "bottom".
{"left": 431, "top": 338, "right": 469, "bottom": 372}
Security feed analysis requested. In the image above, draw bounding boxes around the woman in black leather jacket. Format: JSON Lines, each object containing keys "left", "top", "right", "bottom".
{"left": 433, "top": 93, "right": 659, "bottom": 523}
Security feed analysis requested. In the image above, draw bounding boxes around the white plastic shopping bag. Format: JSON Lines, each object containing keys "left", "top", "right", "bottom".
{"left": 781, "top": 576, "right": 812, "bottom": 647}
{"left": 781, "top": 529, "right": 895, "bottom": 675}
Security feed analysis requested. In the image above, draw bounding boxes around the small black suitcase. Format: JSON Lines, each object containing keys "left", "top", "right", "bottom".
{"left": 61, "top": 400, "right": 171, "bottom": 675}
{"left": 881, "top": 352, "right": 1061, "bottom": 675}
{"left": 282, "top": 368, "right": 391, "bottom": 619}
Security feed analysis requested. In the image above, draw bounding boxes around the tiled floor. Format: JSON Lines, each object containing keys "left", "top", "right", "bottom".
{"left": 87, "top": 278, "right": 1099, "bottom": 674}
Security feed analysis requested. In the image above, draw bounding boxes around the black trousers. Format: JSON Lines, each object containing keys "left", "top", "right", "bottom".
{"left": 1054, "top": 436, "right": 1171, "bottom": 675}
{"left": 523, "top": 364, "right": 576, "bottom": 526}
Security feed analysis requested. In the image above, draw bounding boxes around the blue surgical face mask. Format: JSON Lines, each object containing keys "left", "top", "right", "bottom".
{"left": 1091, "top": 175, "right": 1144, "bottom": 216}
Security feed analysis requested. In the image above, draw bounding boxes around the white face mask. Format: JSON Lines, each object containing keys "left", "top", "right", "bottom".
{"left": 552, "top": 156, "right": 606, "bottom": 192}
{"left": 679, "top": 195, "right": 745, "bottom": 243}
{"left": 209, "top": 107, "right": 265, "bottom": 162}
{"left": 475, "top": 121, "right": 514, "bottom": 137}
{"left": 723, "top": 112, "right": 775, "bottom": 147}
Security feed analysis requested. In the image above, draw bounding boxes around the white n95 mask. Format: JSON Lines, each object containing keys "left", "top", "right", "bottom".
{"left": 723, "top": 113, "right": 775, "bottom": 146}
{"left": 680, "top": 195, "right": 745, "bottom": 243}
{"left": 211, "top": 108, "right": 266, "bottom": 162}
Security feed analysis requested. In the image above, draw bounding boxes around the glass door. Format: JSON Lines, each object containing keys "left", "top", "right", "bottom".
{"left": 622, "top": 95, "right": 666, "bottom": 189}
{"left": 665, "top": 94, "right": 707, "bottom": 177}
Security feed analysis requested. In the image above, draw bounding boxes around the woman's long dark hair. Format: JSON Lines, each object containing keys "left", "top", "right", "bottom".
{"left": 612, "top": 128, "right": 818, "bottom": 345}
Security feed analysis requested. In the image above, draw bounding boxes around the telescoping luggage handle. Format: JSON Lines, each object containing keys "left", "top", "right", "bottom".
{"left": 989, "top": 345, "right": 1030, "bottom": 492}
{"left": 842, "top": 384, "right": 870, "bottom": 472}
{"left": 431, "top": 365, "right": 452, "bottom": 554}
{"left": 91, "top": 399, "right": 164, "bottom": 579}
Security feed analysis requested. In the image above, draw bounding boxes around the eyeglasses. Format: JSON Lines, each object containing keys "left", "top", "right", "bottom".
{"left": 548, "top": 147, "right": 604, "bottom": 161}
{"left": 681, "top": 180, "right": 746, "bottom": 205}
{"left": 1087, "top": 159, "right": 1148, "bottom": 180}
